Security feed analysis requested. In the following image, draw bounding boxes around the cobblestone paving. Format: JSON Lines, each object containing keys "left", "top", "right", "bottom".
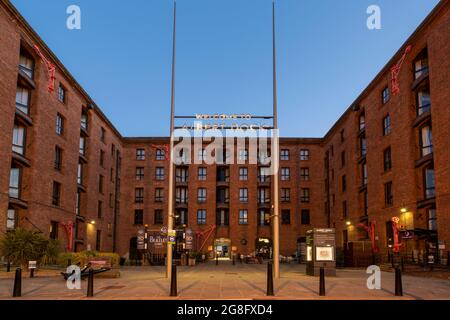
{"left": 0, "top": 262, "right": 449, "bottom": 300}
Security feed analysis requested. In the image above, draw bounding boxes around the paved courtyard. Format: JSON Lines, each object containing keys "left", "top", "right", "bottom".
{"left": 1, "top": 262, "right": 449, "bottom": 300}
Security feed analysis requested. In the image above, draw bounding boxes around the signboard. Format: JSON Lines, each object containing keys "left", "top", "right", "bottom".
{"left": 306, "top": 246, "right": 312, "bottom": 262}
{"left": 402, "top": 230, "right": 414, "bottom": 239}
{"left": 316, "top": 247, "right": 334, "bottom": 262}
{"left": 185, "top": 228, "right": 194, "bottom": 250}
{"left": 28, "top": 261, "right": 37, "bottom": 269}
{"left": 168, "top": 230, "right": 176, "bottom": 245}
{"left": 137, "top": 229, "right": 145, "bottom": 250}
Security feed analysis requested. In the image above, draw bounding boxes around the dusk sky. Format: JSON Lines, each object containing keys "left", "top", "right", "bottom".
{"left": 11, "top": 0, "right": 440, "bottom": 137}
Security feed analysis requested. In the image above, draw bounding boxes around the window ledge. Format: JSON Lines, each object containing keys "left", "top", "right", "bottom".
{"left": 12, "top": 152, "right": 31, "bottom": 167}
{"left": 411, "top": 70, "right": 429, "bottom": 91}
{"left": 413, "top": 111, "right": 431, "bottom": 128}
{"left": 417, "top": 197, "right": 436, "bottom": 209}
{"left": 9, "top": 196, "right": 28, "bottom": 209}
{"left": 415, "top": 153, "right": 433, "bottom": 168}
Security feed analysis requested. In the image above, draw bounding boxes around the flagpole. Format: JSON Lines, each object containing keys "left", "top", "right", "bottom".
{"left": 272, "top": 0, "right": 280, "bottom": 279}
{"left": 167, "top": 0, "right": 177, "bottom": 279}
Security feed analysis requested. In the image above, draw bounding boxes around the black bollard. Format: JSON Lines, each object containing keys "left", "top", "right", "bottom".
{"left": 30, "top": 268, "right": 34, "bottom": 278}
{"left": 216, "top": 254, "right": 218, "bottom": 266}
{"left": 87, "top": 268, "right": 94, "bottom": 297}
{"left": 401, "top": 256, "right": 404, "bottom": 272}
{"left": 266, "top": 262, "right": 274, "bottom": 296}
{"left": 13, "top": 268, "right": 22, "bottom": 297}
{"left": 170, "top": 264, "right": 177, "bottom": 297}
{"left": 232, "top": 255, "right": 235, "bottom": 265}
{"left": 395, "top": 267, "right": 403, "bottom": 296}
{"left": 319, "top": 267, "right": 326, "bottom": 296}
{"left": 6, "top": 260, "right": 11, "bottom": 272}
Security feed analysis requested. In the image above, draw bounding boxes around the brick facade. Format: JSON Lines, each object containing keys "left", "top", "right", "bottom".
{"left": 0, "top": 0, "right": 449, "bottom": 264}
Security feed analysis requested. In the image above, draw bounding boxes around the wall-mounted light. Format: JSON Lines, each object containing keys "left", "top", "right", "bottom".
{"left": 400, "top": 208, "right": 407, "bottom": 213}
{"left": 346, "top": 221, "right": 352, "bottom": 226}
{"left": 90, "top": 220, "right": 96, "bottom": 225}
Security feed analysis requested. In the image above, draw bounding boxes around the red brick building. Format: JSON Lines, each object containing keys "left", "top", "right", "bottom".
{"left": 0, "top": 0, "right": 449, "bottom": 265}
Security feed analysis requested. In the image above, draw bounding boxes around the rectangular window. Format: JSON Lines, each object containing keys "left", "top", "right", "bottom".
{"left": 216, "top": 188, "right": 229, "bottom": 203}
{"left": 420, "top": 125, "right": 433, "bottom": 156}
{"left": 300, "top": 167, "right": 309, "bottom": 181}
{"left": 136, "top": 167, "right": 144, "bottom": 180}
{"left": 77, "top": 163, "right": 83, "bottom": 185}
{"left": 413, "top": 49, "right": 428, "bottom": 80}
{"left": 197, "top": 188, "right": 207, "bottom": 202}
{"left": 175, "top": 209, "right": 188, "bottom": 226}
{"left": 239, "top": 188, "right": 248, "bottom": 202}
{"left": 75, "top": 192, "right": 80, "bottom": 215}
{"left": 49, "top": 221, "right": 59, "bottom": 240}
{"left": 100, "top": 127, "right": 106, "bottom": 142}
{"left": 134, "top": 210, "right": 144, "bottom": 225}
{"left": 416, "top": 89, "right": 431, "bottom": 116}
{"left": 383, "top": 114, "right": 391, "bottom": 136}
{"left": 98, "top": 201, "right": 103, "bottom": 219}
{"left": 239, "top": 167, "right": 248, "bottom": 181}
{"left": 341, "top": 151, "right": 346, "bottom": 167}
{"left": 156, "top": 149, "right": 165, "bottom": 160}
{"left": 239, "top": 210, "right": 248, "bottom": 225}
{"left": 197, "top": 210, "right": 206, "bottom": 225}
{"left": 155, "top": 188, "right": 164, "bottom": 202}
{"left": 54, "top": 146, "right": 62, "bottom": 170}
{"left": 96, "top": 230, "right": 102, "bottom": 251}
{"left": 342, "top": 175, "right": 347, "bottom": 192}
{"left": 176, "top": 167, "right": 189, "bottom": 182}
{"left": 16, "top": 87, "right": 30, "bottom": 114}
{"left": 111, "top": 144, "right": 116, "bottom": 157}
{"left": 342, "top": 200, "right": 347, "bottom": 219}
{"left": 281, "top": 188, "right": 290, "bottom": 202}
{"left": 176, "top": 187, "right": 188, "bottom": 204}
{"left": 156, "top": 167, "right": 165, "bottom": 180}
{"left": 258, "top": 210, "right": 270, "bottom": 226}
{"left": 79, "top": 136, "right": 86, "bottom": 156}
{"left": 281, "top": 167, "right": 290, "bottom": 181}
{"left": 80, "top": 112, "right": 88, "bottom": 131}
{"left": 424, "top": 165, "right": 435, "bottom": 199}
{"left": 216, "top": 166, "right": 230, "bottom": 182}
{"left": 56, "top": 113, "right": 64, "bottom": 135}
{"left": 19, "top": 53, "right": 34, "bottom": 78}
{"left": 135, "top": 188, "right": 144, "bottom": 203}
{"left": 384, "top": 147, "right": 392, "bottom": 171}
{"left": 300, "top": 188, "right": 310, "bottom": 203}
{"left": 382, "top": 86, "right": 390, "bottom": 104}
{"left": 99, "top": 150, "right": 105, "bottom": 167}
{"left": 7, "top": 208, "right": 16, "bottom": 231}
{"left": 136, "top": 149, "right": 145, "bottom": 160}
{"left": 52, "top": 182, "right": 61, "bottom": 206}
{"left": 109, "top": 193, "right": 114, "bottom": 208}
{"left": 98, "top": 175, "right": 104, "bottom": 193}
{"left": 359, "top": 113, "right": 366, "bottom": 131}
{"left": 12, "top": 125, "right": 26, "bottom": 155}
{"left": 154, "top": 210, "right": 163, "bottom": 225}
{"left": 9, "top": 167, "right": 21, "bottom": 198}
{"left": 360, "top": 137, "right": 367, "bottom": 157}
{"left": 58, "top": 85, "right": 66, "bottom": 103}
{"left": 427, "top": 208, "right": 437, "bottom": 231}
{"left": 384, "top": 182, "right": 393, "bottom": 207}
{"left": 216, "top": 209, "right": 229, "bottom": 226}
{"left": 363, "top": 191, "right": 368, "bottom": 216}
{"left": 282, "top": 210, "right": 290, "bottom": 224}
{"left": 198, "top": 167, "right": 207, "bottom": 180}
{"left": 300, "top": 149, "right": 309, "bottom": 161}
{"left": 340, "top": 129, "right": 345, "bottom": 142}
{"left": 258, "top": 188, "right": 270, "bottom": 204}
{"left": 301, "top": 209, "right": 310, "bottom": 225}
{"left": 280, "top": 149, "right": 289, "bottom": 161}
{"left": 362, "top": 162, "right": 368, "bottom": 186}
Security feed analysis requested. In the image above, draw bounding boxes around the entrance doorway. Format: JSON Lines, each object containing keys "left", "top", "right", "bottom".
{"left": 214, "top": 238, "right": 231, "bottom": 260}
{"left": 255, "top": 237, "right": 272, "bottom": 259}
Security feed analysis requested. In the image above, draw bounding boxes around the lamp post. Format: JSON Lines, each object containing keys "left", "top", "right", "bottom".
{"left": 166, "top": 0, "right": 177, "bottom": 279}
{"left": 271, "top": 0, "right": 280, "bottom": 279}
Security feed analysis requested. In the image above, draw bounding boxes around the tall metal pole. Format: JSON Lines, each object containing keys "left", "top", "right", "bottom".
{"left": 272, "top": 0, "right": 280, "bottom": 279}
{"left": 167, "top": 0, "right": 177, "bottom": 279}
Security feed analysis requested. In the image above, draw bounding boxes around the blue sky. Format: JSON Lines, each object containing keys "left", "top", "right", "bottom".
{"left": 11, "top": 0, "right": 440, "bottom": 137}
